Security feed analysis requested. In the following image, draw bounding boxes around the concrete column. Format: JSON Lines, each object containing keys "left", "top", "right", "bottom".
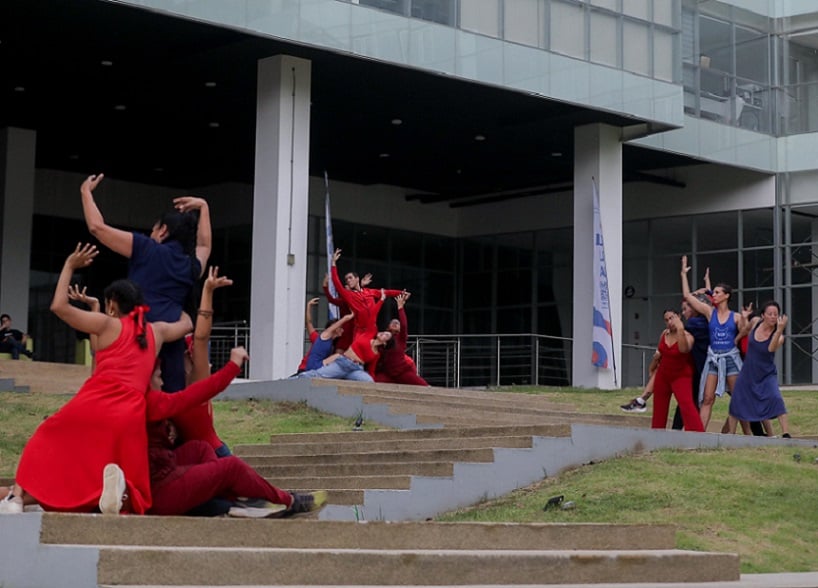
{"left": 572, "top": 124, "right": 622, "bottom": 389}
{"left": 0, "top": 127, "right": 36, "bottom": 332}
{"left": 249, "top": 55, "right": 312, "bottom": 380}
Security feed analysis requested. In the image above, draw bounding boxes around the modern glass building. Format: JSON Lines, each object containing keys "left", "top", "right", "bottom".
{"left": 2, "top": 0, "right": 818, "bottom": 386}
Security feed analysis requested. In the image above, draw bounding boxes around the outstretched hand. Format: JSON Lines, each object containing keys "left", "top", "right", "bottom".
{"left": 66, "top": 243, "right": 98, "bottom": 270}
{"left": 361, "top": 273, "right": 373, "bottom": 287}
{"left": 681, "top": 255, "right": 690, "bottom": 274}
{"left": 204, "top": 266, "right": 233, "bottom": 291}
{"left": 173, "top": 196, "right": 207, "bottom": 213}
{"left": 395, "top": 291, "right": 411, "bottom": 309}
{"left": 68, "top": 284, "right": 100, "bottom": 310}
{"left": 777, "top": 315, "right": 789, "bottom": 331}
{"left": 81, "top": 174, "right": 104, "bottom": 194}
{"left": 332, "top": 248, "right": 342, "bottom": 264}
{"left": 229, "top": 346, "right": 249, "bottom": 367}
{"left": 741, "top": 302, "right": 754, "bottom": 320}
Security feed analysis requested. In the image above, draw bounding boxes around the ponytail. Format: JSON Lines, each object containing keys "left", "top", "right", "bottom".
{"left": 104, "top": 279, "right": 150, "bottom": 349}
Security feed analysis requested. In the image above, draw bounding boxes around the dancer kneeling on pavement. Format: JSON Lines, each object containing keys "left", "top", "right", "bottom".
{"left": 1, "top": 243, "right": 192, "bottom": 515}
{"left": 147, "top": 347, "right": 327, "bottom": 518}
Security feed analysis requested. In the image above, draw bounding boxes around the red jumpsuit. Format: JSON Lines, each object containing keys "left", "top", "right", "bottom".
{"left": 375, "top": 308, "right": 428, "bottom": 386}
{"left": 652, "top": 333, "right": 705, "bottom": 432}
{"left": 330, "top": 266, "right": 402, "bottom": 337}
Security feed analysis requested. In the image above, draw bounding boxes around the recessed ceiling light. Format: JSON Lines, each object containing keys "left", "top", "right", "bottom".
{"left": 474, "top": 134, "right": 486, "bottom": 141}
{"left": 379, "top": 153, "right": 390, "bottom": 158}
{"left": 153, "top": 167, "right": 164, "bottom": 172}
{"left": 114, "top": 104, "right": 127, "bottom": 111}
{"left": 101, "top": 60, "right": 113, "bottom": 67}
{"left": 13, "top": 86, "right": 24, "bottom": 92}
{"left": 551, "top": 152, "right": 563, "bottom": 157}
{"left": 208, "top": 122, "right": 220, "bottom": 128}
{"left": 204, "top": 81, "right": 217, "bottom": 88}
{"left": 391, "top": 118, "right": 402, "bottom": 125}
{"left": 68, "top": 154, "right": 80, "bottom": 160}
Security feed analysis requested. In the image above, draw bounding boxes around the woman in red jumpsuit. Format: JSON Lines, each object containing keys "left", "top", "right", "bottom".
{"left": 651, "top": 309, "right": 705, "bottom": 432}
{"left": 375, "top": 292, "right": 428, "bottom": 386}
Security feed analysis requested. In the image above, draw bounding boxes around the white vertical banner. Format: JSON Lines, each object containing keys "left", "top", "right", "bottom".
{"left": 324, "top": 171, "right": 339, "bottom": 319}
{"left": 591, "top": 178, "right": 616, "bottom": 381}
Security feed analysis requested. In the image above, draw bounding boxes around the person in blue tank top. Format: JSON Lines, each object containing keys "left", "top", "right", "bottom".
{"left": 681, "top": 255, "right": 746, "bottom": 430}
{"left": 80, "top": 174, "right": 211, "bottom": 392}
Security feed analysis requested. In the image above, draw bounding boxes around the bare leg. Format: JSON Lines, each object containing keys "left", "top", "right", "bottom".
{"left": 739, "top": 420, "right": 752, "bottom": 435}
{"left": 762, "top": 420, "right": 774, "bottom": 436}
{"left": 777, "top": 414, "right": 790, "bottom": 436}
{"left": 725, "top": 415, "right": 738, "bottom": 434}
{"left": 699, "top": 375, "right": 717, "bottom": 430}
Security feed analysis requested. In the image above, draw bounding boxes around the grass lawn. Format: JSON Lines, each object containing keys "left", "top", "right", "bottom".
{"left": 1, "top": 385, "right": 816, "bottom": 573}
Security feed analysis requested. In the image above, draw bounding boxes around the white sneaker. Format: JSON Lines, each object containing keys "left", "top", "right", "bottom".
{"left": 227, "top": 503, "right": 287, "bottom": 518}
{"left": 0, "top": 493, "right": 23, "bottom": 514}
{"left": 99, "top": 463, "right": 125, "bottom": 515}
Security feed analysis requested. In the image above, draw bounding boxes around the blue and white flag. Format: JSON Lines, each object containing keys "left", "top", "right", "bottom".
{"left": 324, "top": 171, "right": 339, "bottom": 320}
{"left": 591, "top": 179, "right": 614, "bottom": 375}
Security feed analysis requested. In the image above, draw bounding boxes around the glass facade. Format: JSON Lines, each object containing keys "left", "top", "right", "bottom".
{"left": 342, "top": 0, "right": 681, "bottom": 83}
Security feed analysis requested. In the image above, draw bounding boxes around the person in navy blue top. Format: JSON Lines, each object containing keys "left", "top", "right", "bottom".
{"left": 80, "top": 174, "right": 211, "bottom": 392}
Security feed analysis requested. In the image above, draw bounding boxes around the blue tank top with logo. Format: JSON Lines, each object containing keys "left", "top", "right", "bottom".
{"left": 709, "top": 311, "right": 737, "bottom": 352}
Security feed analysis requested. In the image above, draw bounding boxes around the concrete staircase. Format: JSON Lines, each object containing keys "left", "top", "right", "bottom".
{"left": 2, "top": 513, "right": 741, "bottom": 587}
{"left": 0, "top": 358, "right": 90, "bottom": 394}
{"left": 4, "top": 375, "right": 816, "bottom": 587}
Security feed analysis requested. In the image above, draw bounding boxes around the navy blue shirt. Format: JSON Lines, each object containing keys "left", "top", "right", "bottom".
{"left": 306, "top": 337, "right": 335, "bottom": 371}
{"left": 129, "top": 232, "right": 200, "bottom": 322}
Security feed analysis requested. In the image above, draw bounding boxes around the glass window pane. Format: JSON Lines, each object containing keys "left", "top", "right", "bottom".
{"left": 651, "top": 254, "right": 682, "bottom": 295}
{"left": 359, "top": 0, "right": 408, "bottom": 17}
{"left": 590, "top": 11, "right": 618, "bottom": 67}
{"left": 550, "top": 0, "right": 585, "bottom": 59}
{"left": 654, "top": 29, "right": 675, "bottom": 82}
{"left": 497, "top": 269, "right": 532, "bottom": 305}
{"left": 424, "top": 235, "right": 456, "bottom": 271}
{"left": 411, "top": 0, "right": 455, "bottom": 25}
{"left": 459, "top": 0, "right": 499, "bottom": 37}
{"left": 463, "top": 272, "right": 493, "bottom": 308}
{"left": 391, "top": 229, "right": 423, "bottom": 266}
{"left": 742, "top": 248, "right": 774, "bottom": 289}
{"left": 651, "top": 217, "right": 692, "bottom": 255}
{"left": 356, "top": 225, "right": 389, "bottom": 262}
{"left": 504, "top": 0, "right": 542, "bottom": 47}
{"left": 463, "top": 238, "right": 494, "bottom": 272}
{"left": 699, "top": 15, "right": 733, "bottom": 75}
{"left": 789, "top": 244, "right": 816, "bottom": 285}
{"left": 736, "top": 28, "right": 769, "bottom": 85}
{"left": 653, "top": 0, "right": 675, "bottom": 28}
{"left": 742, "top": 208, "right": 774, "bottom": 247}
{"left": 698, "top": 252, "right": 739, "bottom": 292}
{"left": 622, "top": 0, "right": 648, "bottom": 21}
{"left": 623, "top": 20, "right": 650, "bottom": 75}
{"left": 497, "top": 307, "right": 530, "bottom": 332}
{"left": 789, "top": 286, "right": 813, "bottom": 336}
{"left": 589, "top": 0, "right": 617, "bottom": 11}
{"left": 697, "top": 212, "right": 737, "bottom": 251}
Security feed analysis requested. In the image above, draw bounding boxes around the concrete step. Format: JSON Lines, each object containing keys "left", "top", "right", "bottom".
{"left": 352, "top": 389, "right": 578, "bottom": 411}
{"left": 255, "top": 460, "right": 454, "bottom": 478}
{"left": 261, "top": 424, "right": 572, "bottom": 444}
{"left": 266, "top": 474, "right": 412, "bottom": 490}
{"left": 41, "top": 514, "right": 678, "bottom": 551}
{"left": 94, "top": 546, "right": 739, "bottom": 586}
{"left": 234, "top": 435, "right": 534, "bottom": 457}
{"left": 242, "top": 447, "right": 496, "bottom": 466}
{"left": 0, "top": 359, "right": 90, "bottom": 394}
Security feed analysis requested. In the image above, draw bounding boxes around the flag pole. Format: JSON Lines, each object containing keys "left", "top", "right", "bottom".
{"left": 324, "top": 171, "right": 339, "bottom": 320}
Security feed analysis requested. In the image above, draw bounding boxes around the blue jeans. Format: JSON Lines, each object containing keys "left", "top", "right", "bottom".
{"left": 297, "top": 356, "right": 373, "bottom": 382}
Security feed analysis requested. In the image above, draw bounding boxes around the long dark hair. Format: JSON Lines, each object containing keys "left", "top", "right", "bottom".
{"left": 104, "top": 279, "right": 148, "bottom": 349}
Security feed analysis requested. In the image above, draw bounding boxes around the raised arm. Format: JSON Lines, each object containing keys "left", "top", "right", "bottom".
{"left": 703, "top": 267, "right": 712, "bottom": 293}
{"left": 51, "top": 244, "right": 118, "bottom": 344}
{"left": 681, "top": 255, "right": 712, "bottom": 318}
{"left": 190, "top": 266, "right": 233, "bottom": 383}
{"left": 80, "top": 174, "right": 134, "bottom": 258}
{"left": 152, "top": 311, "right": 193, "bottom": 350}
{"left": 396, "top": 291, "right": 410, "bottom": 345}
{"left": 174, "top": 196, "right": 211, "bottom": 278}
{"left": 67, "top": 284, "right": 101, "bottom": 352}
{"left": 769, "top": 314, "right": 787, "bottom": 353}
{"left": 323, "top": 275, "right": 344, "bottom": 306}
{"left": 322, "top": 312, "right": 354, "bottom": 340}
{"left": 305, "top": 297, "right": 319, "bottom": 336}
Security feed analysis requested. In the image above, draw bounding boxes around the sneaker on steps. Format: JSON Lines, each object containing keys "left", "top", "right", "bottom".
{"left": 228, "top": 501, "right": 288, "bottom": 518}
{"left": 99, "top": 463, "right": 126, "bottom": 515}
{"left": 285, "top": 491, "right": 328, "bottom": 516}
{"left": 0, "top": 493, "right": 23, "bottom": 514}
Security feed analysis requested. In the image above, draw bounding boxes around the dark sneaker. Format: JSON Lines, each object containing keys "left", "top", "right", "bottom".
{"left": 228, "top": 502, "right": 287, "bottom": 518}
{"left": 620, "top": 399, "right": 647, "bottom": 413}
{"left": 286, "top": 491, "right": 328, "bottom": 516}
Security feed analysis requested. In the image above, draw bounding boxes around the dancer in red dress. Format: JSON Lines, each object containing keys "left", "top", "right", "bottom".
{"left": 1, "top": 243, "right": 192, "bottom": 515}
{"left": 651, "top": 309, "right": 705, "bottom": 432}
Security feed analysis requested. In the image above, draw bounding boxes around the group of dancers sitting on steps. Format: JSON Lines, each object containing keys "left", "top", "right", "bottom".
{"left": 0, "top": 174, "right": 326, "bottom": 518}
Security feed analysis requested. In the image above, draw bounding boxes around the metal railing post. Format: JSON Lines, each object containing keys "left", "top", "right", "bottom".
{"left": 496, "top": 336, "right": 501, "bottom": 387}
{"left": 534, "top": 336, "right": 539, "bottom": 386}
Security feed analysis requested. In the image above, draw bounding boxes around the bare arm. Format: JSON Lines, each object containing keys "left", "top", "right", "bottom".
{"left": 305, "top": 297, "right": 319, "bottom": 336}
{"left": 703, "top": 267, "right": 712, "bottom": 292}
{"left": 51, "top": 244, "right": 119, "bottom": 346}
{"left": 80, "top": 174, "right": 134, "bottom": 258}
{"left": 67, "top": 284, "right": 101, "bottom": 351}
{"left": 681, "top": 255, "right": 712, "bottom": 318}
{"left": 769, "top": 315, "right": 787, "bottom": 353}
{"left": 190, "top": 266, "right": 233, "bottom": 383}
{"left": 735, "top": 304, "right": 755, "bottom": 343}
{"left": 152, "top": 312, "right": 193, "bottom": 350}
{"left": 321, "top": 313, "right": 354, "bottom": 340}
{"left": 174, "top": 196, "right": 211, "bottom": 278}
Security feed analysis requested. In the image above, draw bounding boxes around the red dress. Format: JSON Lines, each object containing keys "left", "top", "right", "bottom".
{"left": 16, "top": 317, "right": 157, "bottom": 513}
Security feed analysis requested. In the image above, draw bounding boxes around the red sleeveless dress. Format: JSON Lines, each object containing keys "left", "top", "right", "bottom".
{"left": 16, "top": 317, "right": 157, "bottom": 513}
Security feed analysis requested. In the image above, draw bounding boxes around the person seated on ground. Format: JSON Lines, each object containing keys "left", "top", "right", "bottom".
{"left": 0, "top": 314, "right": 33, "bottom": 360}
{"left": 146, "top": 347, "right": 327, "bottom": 518}
{"left": 294, "top": 297, "right": 321, "bottom": 374}
{"left": 375, "top": 292, "right": 429, "bottom": 386}
{"left": 304, "top": 312, "right": 354, "bottom": 371}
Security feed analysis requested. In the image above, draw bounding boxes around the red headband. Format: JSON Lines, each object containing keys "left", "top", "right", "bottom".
{"left": 129, "top": 304, "right": 150, "bottom": 337}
